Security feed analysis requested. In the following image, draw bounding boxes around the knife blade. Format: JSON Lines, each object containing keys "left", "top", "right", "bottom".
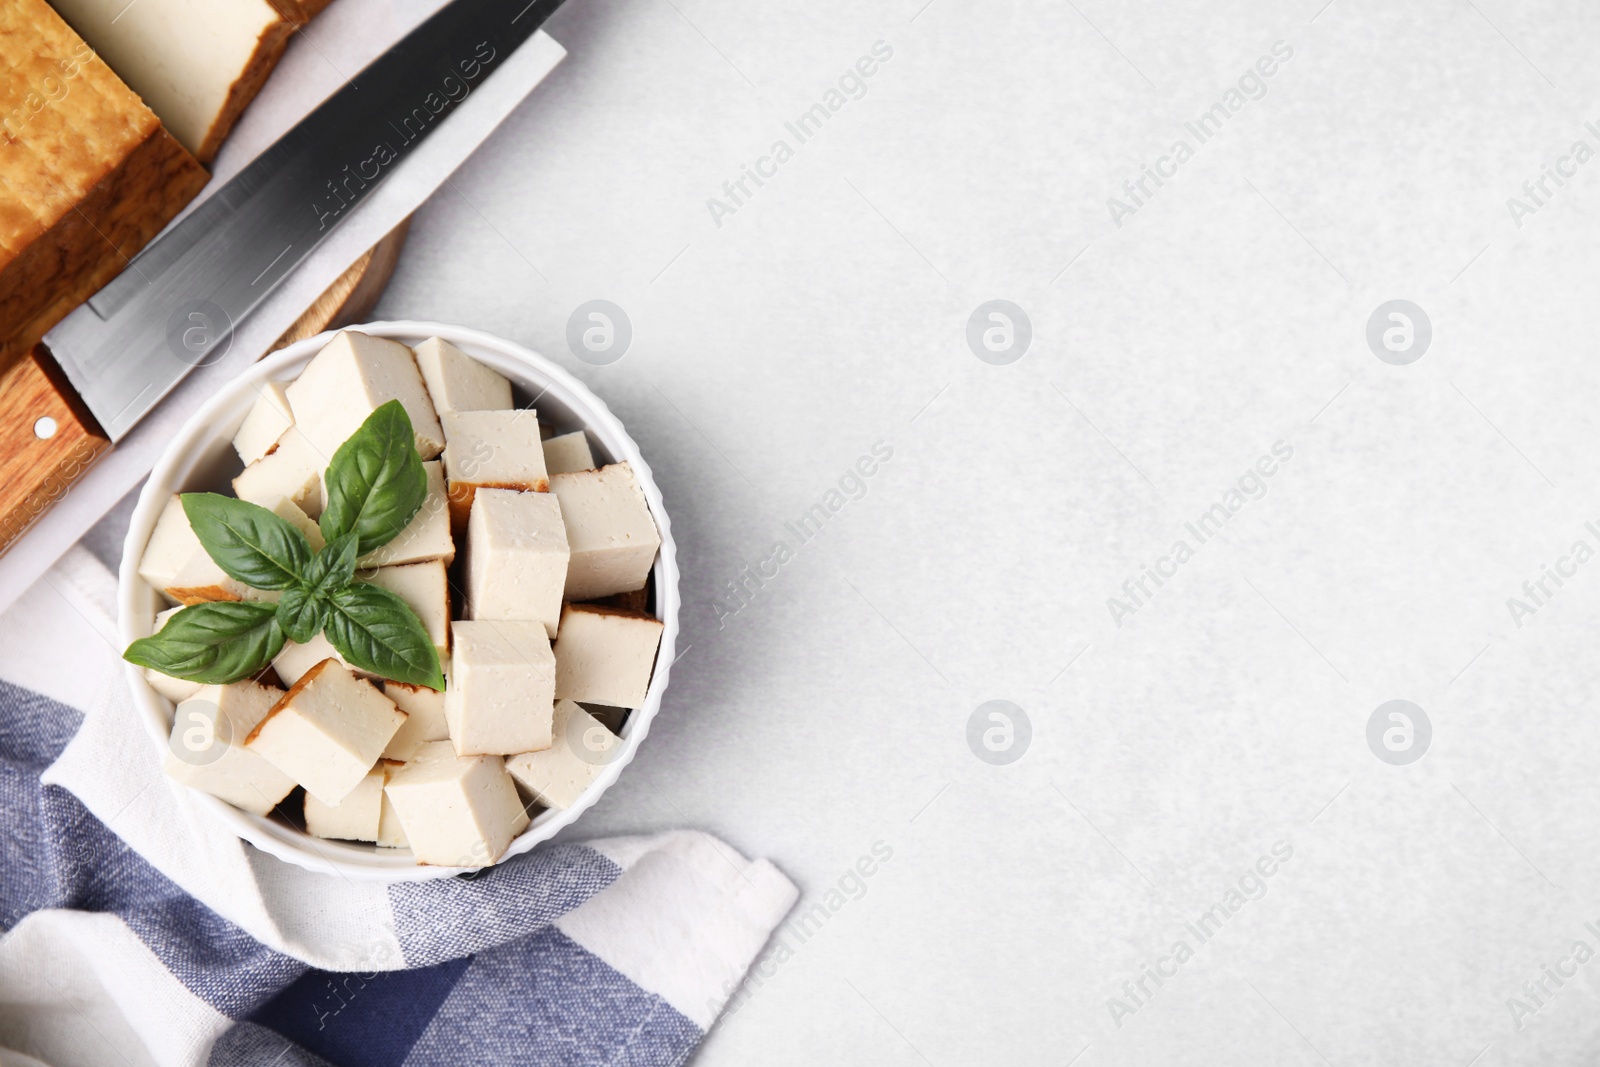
{"left": 46, "top": 0, "right": 566, "bottom": 442}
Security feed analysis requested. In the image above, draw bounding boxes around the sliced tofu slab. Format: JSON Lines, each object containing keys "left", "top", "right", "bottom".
{"left": 506, "top": 700, "right": 618, "bottom": 810}
{"left": 384, "top": 741, "right": 529, "bottom": 866}
{"left": 245, "top": 659, "right": 406, "bottom": 806}
{"left": 446, "top": 620, "right": 556, "bottom": 756}
{"left": 553, "top": 604, "right": 663, "bottom": 709}
{"left": 441, "top": 409, "right": 549, "bottom": 531}
{"left": 162, "top": 681, "right": 296, "bottom": 816}
{"left": 360, "top": 560, "right": 450, "bottom": 666}
{"left": 305, "top": 764, "right": 387, "bottom": 843}
{"left": 287, "top": 331, "right": 444, "bottom": 461}
{"left": 232, "top": 381, "right": 294, "bottom": 466}
{"left": 356, "top": 461, "right": 454, "bottom": 568}
{"left": 138, "top": 495, "right": 275, "bottom": 606}
{"left": 413, "top": 337, "right": 512, "bottom": 415}
{"left": 549, "top": 463, "right": 661, "bottom": 601}
{"left": 382, "top": 681, "right": 449, "bottom": 761}
{"left": 465, "top": 489, "right": 568, "bottom": 637}
{"left": 541, "top": 431, "right": 595, "bottom": 476}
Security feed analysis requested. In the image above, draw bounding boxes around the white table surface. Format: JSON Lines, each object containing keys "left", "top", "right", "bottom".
{"left": 89, "top": 0, "right": 1600, "bottom": 1062}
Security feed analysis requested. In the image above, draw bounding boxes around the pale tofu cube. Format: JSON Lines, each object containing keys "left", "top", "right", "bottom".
{"left": 441, "top": 409, "right": 548, "bottom": 531}
{"left": 465, "top": 489, "right": 568, "bottom": 636}
{"left": 359, "top": 560, "right": 450, "bottom": 665}
{"left": 245, "top": 659, "right": 407, "bottom": 805}
{"left": 382, "top": 681, "right": 449, "bottom": 760}
{"left": 384, "top": 741, "right": 529, "bottom": 866}
{"left": 553, "top": 604, "right": 663, "bottom": 709}
{"left": 541, "top": 431, "right": 595, "bottom": 475}
{"left": 377, "top": 787, "right": 409, "bottom": 849}
{"left": 413, "top": 336, "right": 512, "bottom": 415}
{"left": 446, "top": 620, "right": 555, "bottom": 756}
{"left": 272, "top": 633, "right": 353, "bottom": 687}
{"left": 356, "top": 461, "right": 454, "bottom": 568}
{"left": 505, "top": 700, "right": 618, "bottom": 810}
{"left": 550, "top": 463, "right": 661, "bottom": 601}
{"left": 232, "top": 381, "right": 294, "bottom": 466}
{"left": 138, "top": 495, "right": 272, "bottom": 606}
{"left": 143, "top": 607, "right": 203, "bottom": 703}
{"left": 261, "top": 494, "right": 325, "bottom": 552}
{"left": 234, "top": 426, "right": 326, "bottom": 519}
{"left": 162, "top": 681, "right": 297, "bottom": 816}
{"left": 286, "top": 331, "right": 445, "bottom": 460}
{"left": 304, "top": 764, "right": 386, "bottom": 842}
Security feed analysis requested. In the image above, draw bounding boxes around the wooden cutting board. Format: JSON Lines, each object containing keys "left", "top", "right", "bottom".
{"left": 0, "top": 219, "right": 411, "bottom": 555}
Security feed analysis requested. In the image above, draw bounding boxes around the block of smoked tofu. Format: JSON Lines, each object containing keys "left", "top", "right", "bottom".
{"left": 0, "top": 0, "right": 207, "bottom": 364}
{"left": 550, "top": 464, "right": 661, "bottom": 601}
{"left": 553, "top": 604, "right": 663, "bottom": 710}
{"left": 47, "top": 0, "right": 306, "bottom": 165}
{"left": 441, "top": 410, "right": 548, "bottom": 531}
{"left": 384, "top": 742, "right": 529, "bottom": 866}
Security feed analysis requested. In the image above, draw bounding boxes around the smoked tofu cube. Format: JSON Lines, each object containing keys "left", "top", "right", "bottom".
{"left": 549, "top": 464, "right": 661, "bottom": 601}
{"left": 356, "top": 461, "right": 454, "bottom": 568}
{"left": 244, "top": 659, "right": 407, "bottom": 806}
{"left": 505, "top": 700, "right": 618, "bottom": 810}
{"left": 304, "top": 764, "right": 386, "bottom": 843}
{"left": 162, "top": 681, "right": 296, "bottom": 816}
{"left": 232, "top": 381, "right": 294, "bottom": 466}
{"left": 464, "top": 489, "right": 568, "bottom": 637}
{"left": 143, "top": 607, "right": 203, "bottom": 703}
{"left": 138, "top": 495, "right": 273, "bottom": 605}
{"left": 286, "top": 331, "right": 445, "bottom": 460}
{"left": 234, "top": 426, "right": 325, "bottom": 519}
{"left": 360, "top": 560, "right": 450, "bottom": 665}
{"left": 542, "top": 431, "right": 595, "bottom": 475}
{"left": 383, "top": 741, "right": 530, "bottom": 866}
{"left": 441, "top": 410, "right": 549, "bottom": 531}
{"left": 382, "top": 681, "right": 449, "bottom": 761}
{"left": 553, "top": 604, "right": 663, "bottom": 709}
{"left": 446, "top": 621, "right": 556, "bottom": 756}
{"left": 377, "top": 788, "right": 409, "bottom": 849}
{"left": 413, "top": 337, "right": 511, "bottom": 415}
{"left": 272, "top": 633, "right": 353, "bottom": 687}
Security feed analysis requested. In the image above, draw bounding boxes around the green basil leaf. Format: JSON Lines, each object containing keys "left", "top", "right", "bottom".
{"left": 324, "top": 583, "right": 444, "bottom": 690}
{"left": 320, "top": 400, "right": 427, "bottom": 556}
{"left": 182, "top": 493, "right": 312, "bottom": 591}
{"left": 275, "top": 586, "right": 329, "bottom": 645}
{"left": 123, "top": 601, "right": 285, "bottom": 684}
{"left": 305, "top": 533, "right": 359, "bottom": 596}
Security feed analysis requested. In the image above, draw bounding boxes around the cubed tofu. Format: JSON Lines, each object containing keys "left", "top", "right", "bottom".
{"left": 382, "top": 681, "right": 449, "bottom": 760}
{"left": 286, "top": 331, "right": 445, "bottom": 460}
{"left": 234, "top": 426, "right": 325, "bottom": 518}
{"left": 357, "top": 461, "right": 454, "bottom": 568}
{"left": 245, "top": 659, "right": 406, "bottom": 805}
{"left": 359, "top": 560, "right": 450, "bottom": 665}
{"left": 549, "top": 463, "right": 661, "bottom": 601}
{"left": 261, "top": 494, "right": 324, "bottom": 552}
{"left": 464, "top": 489, "right": 568, "bottom": 637}
{"left": 446, "top": 620, "right": 556, "bottom": 756}
{"left": 162, "top": 681, "right": 297, "bottom": 816}
{"left": 553, "top": 604, "right": 663, "bottom": 709}
{"left": 138, "top": 495, "right": 273, "bottom": 605}
{"left": 541, "top": 431, "right": 595, "bottom": 476}
{"left": 143, "top": 606, "right": 203, "bottom": 702}
{"left": 505, "top": 700, "right": 618, "bottom": 810}
{"left": 232, "top": 381, "right": 294, "bottom": 466}
{"left": 413, "top": 336, "right": 512, "bottom": 415}
{"left": 304, "top": 763, "right": 386, "bottom": 842}
{"left": 377, "top": 787, "right": 409, "bottom": 849}
{"left": 441, "top": 409, "right": 548, "bottom": 531}
{"left": 272, "top": 632, "right": 353, "bottom": 687}
{"left": 383, "top": 741, "right": 529, "bottom": 866}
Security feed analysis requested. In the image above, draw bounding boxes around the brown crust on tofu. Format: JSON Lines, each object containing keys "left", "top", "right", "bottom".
{"left": 447, "top": 479, "right": 549, "bottom": 533}
{"left": 167, "top": 584, "right": 244, "bottom": 606}
{"left": 246, "top": 657, "right": 336, "bottom": 745}
{"left": 560, "top": 601, "right": 661, "bottom": 624}
{"left": 588, "top": 585, "right": 650, "bottom": 614}
{"left": 191, "top": 15, "right": 296, "bottom": 165}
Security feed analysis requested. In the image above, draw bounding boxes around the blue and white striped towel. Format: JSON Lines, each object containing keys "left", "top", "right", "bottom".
{"left": 0, "top": 547, "right": 796, "bottom": 1066}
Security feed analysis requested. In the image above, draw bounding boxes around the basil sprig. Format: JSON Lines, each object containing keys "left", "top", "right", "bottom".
{"left": 125, "top": 401, "right": 445, "bottom": 691}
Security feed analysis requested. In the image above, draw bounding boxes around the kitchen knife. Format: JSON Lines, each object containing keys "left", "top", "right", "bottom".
{"left": 0, "top": 0, "right": 566, "bottom": 559}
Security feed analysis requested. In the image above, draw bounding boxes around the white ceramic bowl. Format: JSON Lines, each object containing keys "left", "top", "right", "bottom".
{"left": 117, "top": 320, "right": 678, "bottom": 881}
